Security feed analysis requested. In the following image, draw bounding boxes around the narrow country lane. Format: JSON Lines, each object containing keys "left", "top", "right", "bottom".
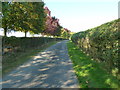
{"left": 1, "top": 40, "right": 79, "bottom": 88}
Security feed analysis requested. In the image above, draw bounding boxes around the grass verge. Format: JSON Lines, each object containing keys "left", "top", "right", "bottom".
{"left": 3, "top": 41, "right": 59, "bottom": 76}
{"left": 67, "top": 41, "right": 119, "bottom": 88}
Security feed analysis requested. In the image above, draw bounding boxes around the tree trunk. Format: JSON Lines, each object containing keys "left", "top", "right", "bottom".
{"left": 25, "top": 31, "right": 27, "bottom": 37}
{"left": 4, "top": 27, "right": 7, "bottom": 37}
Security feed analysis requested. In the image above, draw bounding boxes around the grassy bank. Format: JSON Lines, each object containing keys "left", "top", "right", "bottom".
{"left": 3, "top": 41, "right": 59, "bottom": 76}
{"left": 67, "top": 41, "right": 119, "bottom": 88}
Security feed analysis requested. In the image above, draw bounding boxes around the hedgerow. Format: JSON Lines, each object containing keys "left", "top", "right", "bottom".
{"left": 2, "top": 36, "right": 64, "bottom": 54}
{"left": 71, "top": 19, "right": 120, "bottom": 75}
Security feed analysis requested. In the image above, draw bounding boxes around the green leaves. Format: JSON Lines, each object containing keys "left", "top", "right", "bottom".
{"left": 2, "top": 2, "right": 46, "bottom": 37}
{"left": 67, "top": 41, "right": 119, "bottom": 88}
{"left": 71, "top": 19, "right": 120, "bottom": 75}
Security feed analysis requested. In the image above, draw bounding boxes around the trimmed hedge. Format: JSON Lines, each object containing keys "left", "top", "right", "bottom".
{"left": 2, "top": 36, "right": 64, "bottom": 54}
{"left": 71, "top": 19, "right": 120, "bottom": 73}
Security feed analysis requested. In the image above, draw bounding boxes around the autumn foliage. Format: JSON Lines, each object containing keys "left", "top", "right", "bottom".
{"left": 1, "top": 2, "right": 71, "bottom": 38}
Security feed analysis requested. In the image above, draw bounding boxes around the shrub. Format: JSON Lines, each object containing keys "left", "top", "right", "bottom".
{"left": 2, "top": 37, "right": 64, "bottom": 53}
{"left": 71, "top": 19, "right": 119, "bottom": 74}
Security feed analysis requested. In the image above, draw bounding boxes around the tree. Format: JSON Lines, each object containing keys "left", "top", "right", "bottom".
{"left": 2, "top": 2, "right": 12, "bottom": 36}
{"left": 30, "top": 2, "right": 46, "bottom": 35}
{"left": 43, "top": 15, "right": 61, "bottom": 36}
{"left": 53, "top": 25, "right": 62, "bottom": 37}
{"left": 2, "top": 2, "right": 46, "bottom": 37}
{"left": 60, "top": 28, "right": 71, "bottom": 39}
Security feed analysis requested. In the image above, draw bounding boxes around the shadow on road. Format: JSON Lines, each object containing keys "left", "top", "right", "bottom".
{"left": 1, "top": 40, "right": 79, "bottom": 88}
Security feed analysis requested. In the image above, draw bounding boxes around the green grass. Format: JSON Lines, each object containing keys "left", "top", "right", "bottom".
{"left": 67, "top": 41, "right": 120, "bottom": 88}
{"left": 3, "top": 41, "right": 59, "bottom": 76}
